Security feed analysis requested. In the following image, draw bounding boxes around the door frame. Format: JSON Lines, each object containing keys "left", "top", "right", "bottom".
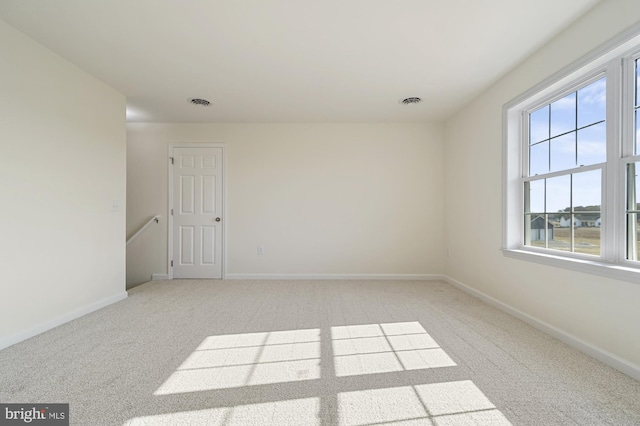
{"left": 168, "top": 143, "right": 227, "bottom": 279}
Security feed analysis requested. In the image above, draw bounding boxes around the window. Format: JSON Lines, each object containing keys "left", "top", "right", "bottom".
{"left": 525, "top": 77, "right": 605, "bottom": 256}
{"left": 503, "top": 27, "right": 640, "bottom": 280}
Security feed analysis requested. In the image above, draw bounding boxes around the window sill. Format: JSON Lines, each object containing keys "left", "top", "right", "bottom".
{"left": 502, "top": 248, "right": 640, "bottom": 284}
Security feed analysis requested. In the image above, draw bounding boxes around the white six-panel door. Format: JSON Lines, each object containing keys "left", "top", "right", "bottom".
{"left": 171, "top": 147, "right": 223, "bottom": 279}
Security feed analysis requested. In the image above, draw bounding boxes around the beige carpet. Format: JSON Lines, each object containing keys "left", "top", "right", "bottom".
{"left": 1, "top": 280, "right": 639, "bottom": 425}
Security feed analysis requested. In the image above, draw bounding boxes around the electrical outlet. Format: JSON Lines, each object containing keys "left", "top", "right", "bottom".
{"left": 257, "top": 246, "right": 264, "bottom": 255}
{"left": 111, "top": 200, "right": 120, "bottom": 213}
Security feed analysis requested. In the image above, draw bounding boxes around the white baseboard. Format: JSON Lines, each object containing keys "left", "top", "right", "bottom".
{"left": 151, "top": 273, "right": 170, "bottom": 280}
{"left": 443, "top": 275, "right": 640, "bottom": 382}
{"left": 0, "top": 291, "right": 128, "bottom": 351}
{"left": 225, "top": 273, "right": 445, "bottom": 280}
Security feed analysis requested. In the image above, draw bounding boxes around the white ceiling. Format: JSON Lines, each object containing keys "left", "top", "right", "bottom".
{"left": 0, "top": 0, "right": 599, "bottom": 123}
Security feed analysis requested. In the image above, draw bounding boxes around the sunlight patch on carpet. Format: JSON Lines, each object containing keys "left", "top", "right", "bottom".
{"left": 331, "top": 322, "right": 456, "bottom": 376}
{"left": 155, "top": 328, "right": 321, "bottom": 394}
{"left": 338, "top": 381, "right": 511, "bottom": 426}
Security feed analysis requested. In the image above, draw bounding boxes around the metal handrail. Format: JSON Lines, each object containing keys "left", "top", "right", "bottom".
{"left": 126, "top": 215, "right": 160, "bottom": 245}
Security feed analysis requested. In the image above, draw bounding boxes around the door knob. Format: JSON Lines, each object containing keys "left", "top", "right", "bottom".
{"left": 215, "top": 217, "right": 221, "bottom": 222}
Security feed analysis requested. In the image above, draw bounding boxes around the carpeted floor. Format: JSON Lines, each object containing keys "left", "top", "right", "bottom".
{"left": 1, "top": 280, "right": 639, "bottom": 425}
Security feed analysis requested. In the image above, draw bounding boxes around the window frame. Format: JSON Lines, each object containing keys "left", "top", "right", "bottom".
{"left": 503, "top": 24, "right": 640, "bottom": 284}
{"left": 522, "top": 72, "right": 608, "bottom": 258}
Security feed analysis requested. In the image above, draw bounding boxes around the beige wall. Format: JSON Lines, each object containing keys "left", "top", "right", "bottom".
{"left": 444, "top": 0, "right": 640, "bottom": 369}
{"left": 126, "top": 123, "right": 444, "bottom": 286}
{"left": 0, "top": 20, "right": 127, "bottom": 347}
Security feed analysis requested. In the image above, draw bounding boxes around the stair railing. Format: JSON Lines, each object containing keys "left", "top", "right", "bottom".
{"left": 126, "top": 215, "right": 160, "bottom": 245}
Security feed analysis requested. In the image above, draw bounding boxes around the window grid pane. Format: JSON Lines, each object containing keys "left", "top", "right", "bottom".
{"left": 528, "top": 78, "right": 606, "bottom": 177}
{"left": 577, "top": 122, "right": 606, "bottom": 166}
{"left": 525, "top": 214, "right": 548, "bottom": 248}
{"left": 529, "top": 141, "right": 549, "bottom": 175}
{"left": 523, "top": 170, "right": 601, "bottom": 256}
{"left": 578, "top": 76, "right": 606, "bottom": 128}
{"left": 550, "top": 92, "right": 576, "bottom": 138}
{"left": 530, "top": 105, "right": 550, "bottom": 144}
{"left": 525, "top": 180, "right": 545, "bottom": 213}
{"left": 574, "top": 213, "right": 601, "bottom": 255}
{"left": 549, "top": 133, "right": 576, "bottom": 172}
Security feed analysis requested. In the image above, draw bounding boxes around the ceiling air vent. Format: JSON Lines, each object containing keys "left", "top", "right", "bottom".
{"left": 401, "top": 97, "right": 422, "bottom": 105}
{"left": 190, "top": 98, "right": 211, "bottom": 106}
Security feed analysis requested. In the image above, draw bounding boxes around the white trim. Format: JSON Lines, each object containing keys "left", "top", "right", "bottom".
{"left": 443, "top": 275, "right": 640, "bottom": 381}
{"left": 522, "top": 163, "right": 603, "bottom": 182}
{"left": 225, "top": 273, "right": 444, "bottom": 280}
{"left": 503, "top": 249, "right": 640, "bottom": 284}
{"left": 168, "top": 143, "right": 226, "bottom": 279}
{"left": 151, "top": 273, "right": 170, "bottom": 280}
{"left": 0, "top": 291, "right": 128, "bottom": 351}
